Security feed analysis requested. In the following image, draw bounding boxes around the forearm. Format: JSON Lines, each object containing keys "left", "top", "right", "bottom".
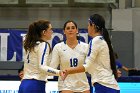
{"left": 40, "top": 65, "right": 60, "bottom": 76}
{"left": 122, "top": 66, "right": 129, "bottom": 72}
{"left": 66, "top": 65, "right": 85, "bottom": 74}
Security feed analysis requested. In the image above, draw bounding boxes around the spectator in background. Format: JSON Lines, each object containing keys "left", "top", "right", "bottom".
{"left": 115, "top": 52, "right": 136, "bottom": 72}
{"left": 117, "top": 69, "right": 122, "bottom": 78}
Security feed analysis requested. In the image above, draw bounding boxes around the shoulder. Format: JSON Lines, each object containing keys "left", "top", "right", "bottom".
{"left": 35, "top": 41, "right": 50, "bottom": 51}
{"left": 53, "top": 42, "right": 65, "bottom": 49}
{"left": 79, "top": 41, "right": 89, "bottom": 48}
{"left": 79, "top": 41, "right": 88, "bottom": 46}
{"left": 37, "top": 41, "right": 49, "bottom": 47}
{"left": 93, "top": 36, "right": 104, "bottom": 41}
{"left": 91, "top": 36, "right": 106, "bottom": 45}
{"left": 79, "top": 41, "right": 88, "bottom": 45}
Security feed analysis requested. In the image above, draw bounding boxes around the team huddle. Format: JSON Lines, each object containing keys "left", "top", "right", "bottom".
{"left": 18, "top": 14, "right": 120, "bottom": 93}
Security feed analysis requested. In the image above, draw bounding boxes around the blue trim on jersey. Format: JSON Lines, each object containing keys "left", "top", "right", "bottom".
{"left": 64, "top": 40, "right": 66, "bottom": 44}
{"left": 87, "top": 40, "right": 92, "bottom": 56}
{"left": 41, "top": 43, "right": 47, "bottom": 65}
{"left": 99, "top": 36, "right": 104, "bottom": 40}
{"left": 47, "top": 69, "right": 57, "bottom": 74}
{"left": 78, "top": 40, "right": 80, "bottom": 44}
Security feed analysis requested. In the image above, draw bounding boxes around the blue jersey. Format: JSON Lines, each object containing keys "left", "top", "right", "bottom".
{"left": 116, "top": 60, "right": 123, "bottom": 69}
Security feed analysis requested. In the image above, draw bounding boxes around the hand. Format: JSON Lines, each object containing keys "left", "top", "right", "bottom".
{"left": 60, "top": 70, "right": 68, "bottom": 81}
{"left": 117, "top": 69, "right": 122, "bottom": 77}
{"left": 19, "top": 71, "right": 24, "bottom": 80}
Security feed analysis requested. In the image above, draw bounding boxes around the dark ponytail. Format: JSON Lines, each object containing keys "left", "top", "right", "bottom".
{"left": 89, "top": 14, "right": 118, "bottom": 79}
{"left": 102, "top": 28, "right": 118, "bottom": 80}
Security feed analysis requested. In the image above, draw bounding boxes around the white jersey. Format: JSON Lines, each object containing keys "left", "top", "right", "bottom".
{"left": 83, "top": 36, "right": 120, "bottom": 90}
{"left": 23, "top": 41, "right": 60, "bottom": 82}
{"left": 50, "top": 41, "right": 90, "bottom": 92}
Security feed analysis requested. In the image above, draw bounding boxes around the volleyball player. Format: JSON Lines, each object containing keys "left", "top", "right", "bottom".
{"left": 50, "top": 20, "right": 90, "bottom": 93}
{"left": 62, "top": 14, "right": 120, "bottom": 93}
{"left": 18, "top": 20, "right": 64, "bottom": 93}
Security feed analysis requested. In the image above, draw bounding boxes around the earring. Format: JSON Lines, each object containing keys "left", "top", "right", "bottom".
{"left": 43, "top": 30, "right": 45, "bottom": 34}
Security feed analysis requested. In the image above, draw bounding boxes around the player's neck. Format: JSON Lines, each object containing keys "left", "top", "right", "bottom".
{"left": 66, "top": 39, "right": 78, "bottom": 49}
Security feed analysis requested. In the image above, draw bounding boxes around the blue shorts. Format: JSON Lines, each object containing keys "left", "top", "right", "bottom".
{"left": 18, "top": 79, "right": 46, "bottom": 93}
{"left": 94, "top": 82, "right": 120, "bottom": 93}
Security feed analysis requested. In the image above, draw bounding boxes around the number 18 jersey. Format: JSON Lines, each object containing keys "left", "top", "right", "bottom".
{"left": 50, "top": 41, "right": 90, "bottom": 92}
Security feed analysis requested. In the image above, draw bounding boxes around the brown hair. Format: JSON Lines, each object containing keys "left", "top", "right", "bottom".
{"left": 24, "top": 20, "right": 51, "bottom": 53}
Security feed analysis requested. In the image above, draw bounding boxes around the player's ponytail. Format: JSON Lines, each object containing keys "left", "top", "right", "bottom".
{"left": 102, "top": 28, "right": 118, "bottom": 80}
{"left": 89, "top": 14, "right": 118, "bottom": 79}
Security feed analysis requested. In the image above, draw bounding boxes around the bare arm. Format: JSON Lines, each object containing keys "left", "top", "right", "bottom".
{"left": 66, "top": 65, "right": 85, "bottom": 74}
{"left": 122, "top": 66, "right": 137, "bottom": 72}
{"left": 61, "top": 65, "right": 85, "bottom": 80}
{"left": 122, "top": 66, "right": 129, "bottom": 72}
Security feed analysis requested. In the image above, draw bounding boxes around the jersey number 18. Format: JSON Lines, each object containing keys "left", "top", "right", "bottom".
{"left": 70, "top": 58, "right": 78, "bottom": 67}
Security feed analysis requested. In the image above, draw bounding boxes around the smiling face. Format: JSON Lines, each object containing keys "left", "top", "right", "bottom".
{"left": 64, "top": 22, "right": 78, "bottom": 39}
